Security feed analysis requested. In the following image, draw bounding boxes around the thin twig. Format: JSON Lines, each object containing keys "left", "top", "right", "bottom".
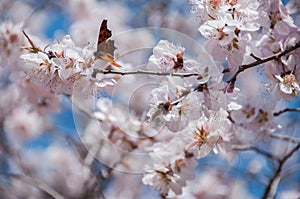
{"left": 273, "top": 107, "right": 300, "bottom": 116}
{"left": 227, "top": 40, "right": 300, "bottom": 85}
{"left": 63, "top": 132, "right": 106, "bottom": 199}
{"left": 94, "top": 69, "right": 199, "bottom": 78}
{"left": 269, "top": 132, "right": 300, "bottom": 143}
{"left": 250, "top": 53, "right": 262, "bottom": 61}
{"left": 232, "top": 144, "right": 280, "bottom": 161}
{"left": 222, "top": 68, "right": 230, "bottom": 73}
{"left": 2, "top": 173, "right": 65, "bottom": 199}
{"left": 262, "top": 143, "right": 300, "bottom": 199}
{"left": 281, "top": 163, "right": 300, "bottom": 180}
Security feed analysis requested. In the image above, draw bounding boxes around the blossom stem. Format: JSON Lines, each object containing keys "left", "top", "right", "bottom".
{"left": 249, "top": 53, "right": 262, "bottom": 61}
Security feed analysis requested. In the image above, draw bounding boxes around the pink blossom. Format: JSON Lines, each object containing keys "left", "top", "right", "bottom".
{"left": 147, "top": 40, "right": 185, "bottom": 72}
{"left": 187, "top": 108, "right": 233, "bottom": 158}
{"left": 147, "top": 78, "right": 204, "bottom": 132}
{"left": 20, "top": 35, "right": 87, "bottom": 94}
{"left": 4, "top": 106, "right": 46, "bottom": 146}
{"left": 143, "top": 137, "right": 197, "bottom": 197}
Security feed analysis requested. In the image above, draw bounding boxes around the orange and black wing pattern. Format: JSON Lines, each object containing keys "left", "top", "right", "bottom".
{"left": 94, "top": 19, "right": 120, "bottom": 67}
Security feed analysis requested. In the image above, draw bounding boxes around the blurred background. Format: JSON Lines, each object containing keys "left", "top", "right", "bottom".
{"left": 0, "top": 0, "right": 299, "bottom": 198}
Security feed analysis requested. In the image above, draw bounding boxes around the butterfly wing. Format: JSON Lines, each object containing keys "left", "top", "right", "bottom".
{"left": 97, "top": 19, "right": 111, "bottom": 48}
{"left": 96, "top": 40, "right": 116, "bottom": 60}
{"left": 94, "top": 19, "right": 120, "bottom": 67}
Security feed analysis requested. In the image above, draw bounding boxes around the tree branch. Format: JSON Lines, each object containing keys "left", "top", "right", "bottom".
{"left": 227, "top": 40, "right": 300, "bottom": 85}
{"left": 269, "top": 132, "right": 300, "bottom": 143}
{"left": 94, "top": 69, "right": 199, "bottom": 78}
{"left": 2, "top": 173, "right": 65, "bottom": 199}
{"left": 273, "top": 107, "right": 300, "bottom": 116}
{"left": 262, "top": 143, "right": 300, "bottom": 199}
{"left": 232, "top": 144, "right": 280, "bottom": 161}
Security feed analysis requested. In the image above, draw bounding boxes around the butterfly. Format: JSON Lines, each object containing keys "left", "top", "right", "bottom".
{"left": 94, "top": 19, "right": 121, "bottom": 67}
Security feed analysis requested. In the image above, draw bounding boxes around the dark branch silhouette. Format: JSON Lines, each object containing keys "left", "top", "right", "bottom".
{"left": 262, "top": 143, "right": 300, "bottom": 199}
{"left": 232, "top": 145, "right": 280, "bottom": 161}
{"left": 273, "top": 107, "right": 300, "bottom": 116}
{"left": 227, "top": 40, "right": 300, "bottom": 85}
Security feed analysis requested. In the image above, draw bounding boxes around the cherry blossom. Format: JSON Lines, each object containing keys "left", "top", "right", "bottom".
{"left": 190, "top": 0, "right": 264, "bottom": 69}
{"left": 274, "top": 73, "right": 300, "bottom": 96}
{"left": 4, "top": 106, "right": 47, "bottom": 147}
{"left": 260, "top": 31, "right": 300, "bottom": 100}
{"left": 147, "top": 40, "right": 185, "bottom": 72}
{"left": 147, "top": 77, "right": 204, "bottom": 132}
{"left": 0, "top": 0, "right": 300, "bottom": 198}
{"left": 142, "top": 136, "right": 197, "bottom": 197}
{"left": 187, "top": 108, "right": 233, "bottom": 158}
{"left": 0, "top": 21, "right": 25, "bottom": 66}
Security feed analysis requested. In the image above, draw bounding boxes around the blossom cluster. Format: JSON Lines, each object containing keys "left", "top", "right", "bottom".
{"left": 191, "top": 0, "right": 300, "bottom": 100}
